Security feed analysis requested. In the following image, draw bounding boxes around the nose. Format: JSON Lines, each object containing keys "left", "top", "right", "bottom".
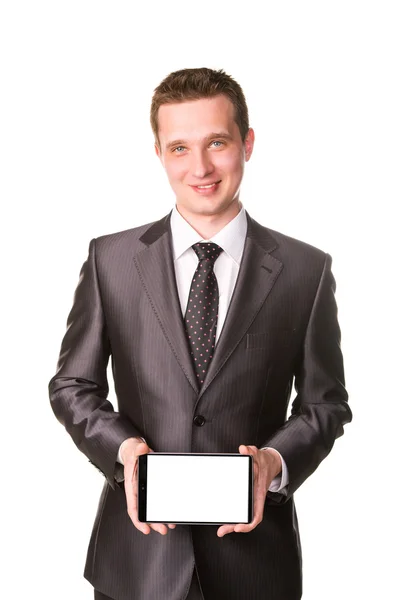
{"left": 190, "top": 149, "right": 214, "bottom": 179}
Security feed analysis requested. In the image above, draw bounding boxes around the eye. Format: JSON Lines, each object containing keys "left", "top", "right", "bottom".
{"left": 210, "top": 140, "right": 223, "bottom": 148}
{"left": 172, "top": 146, "right": 186, "bottom": 153}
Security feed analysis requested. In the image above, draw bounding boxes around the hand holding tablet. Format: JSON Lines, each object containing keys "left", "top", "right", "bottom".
{"left": 216, "top": 445, "right": 282, "bottom": 538}
{"left": 127, "top": 442, "right": 281, "bottom": 537}
{"left": 122, "top": 438, "right": 176, "bottom": 536}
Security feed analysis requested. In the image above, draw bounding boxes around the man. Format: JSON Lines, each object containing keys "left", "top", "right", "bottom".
{"left": 49, "top": 67, "right": 352, "bottom": 600}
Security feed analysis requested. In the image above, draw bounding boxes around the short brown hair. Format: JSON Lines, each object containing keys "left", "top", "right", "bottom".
{"left": 150, "top": 67, "right": 249, "bottom": 147}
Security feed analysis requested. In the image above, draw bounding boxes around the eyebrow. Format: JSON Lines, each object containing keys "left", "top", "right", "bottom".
{"left": 165, "top": 132, "right": 233, "bottom": 150}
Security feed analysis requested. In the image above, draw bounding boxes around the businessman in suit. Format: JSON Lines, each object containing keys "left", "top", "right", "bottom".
{"left": 49, "top": 67, "right": 352, "bottom": 600}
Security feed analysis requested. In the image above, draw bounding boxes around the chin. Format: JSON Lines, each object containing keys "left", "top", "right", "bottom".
{"left": 195, "top": 200, "right": 228, "bottom": 214}
{"left": 177, "top": 190, "right": 236, "bottom": 216}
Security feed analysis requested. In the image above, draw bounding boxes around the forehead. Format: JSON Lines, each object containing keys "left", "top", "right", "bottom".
{"left": 157, "top": 95, "right": 237, "bottom": 141}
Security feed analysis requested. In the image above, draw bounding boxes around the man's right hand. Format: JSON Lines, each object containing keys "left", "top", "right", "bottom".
{"left": 120, "top": 437, "right": 176, "bottom": 535}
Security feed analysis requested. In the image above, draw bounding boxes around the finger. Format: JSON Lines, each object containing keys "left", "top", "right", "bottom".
{"left": 235, "top": 472, "right": 267, "bottom": 533}
{"left": 218, "top": 447, "right": 264, "bottom": 536}
{"left": 234, "top": 497, "right": 263, "bottom": 533}
{"left": 149, "top": 522, "right": 175, "bottom": 533}
{"left": 126, "top": 445, "right": 151, "bottom": 534}
{"left": 239, "top": 444, "right": 261, "bottom": 479}
{"left": 217, "top": 524, "right": 236, "bottom": 537}
{"left": 239, "top": 445, "right": 261, "bottom": 481}
{"left": 126, "top": 466, "right": 150, "bottom": 534}
{"left": 234, "top": 445, "right": 266, "bottom": 533}
{"left": 141, "top": 447, "right": 169, "bottom": 535}
{"left": 239, "top": 444, "right": 258, "bottom": 453}
{"left": 149, "top": 522, "right": 168, "bottom": 535}
{"left": 127, "top": 445, "right": 170, "bottom": 535}
{"left": 233, "top": 510, "right": 262, "bottom": 533}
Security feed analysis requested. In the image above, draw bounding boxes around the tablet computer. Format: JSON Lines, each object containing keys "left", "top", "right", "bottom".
{"left": 138, "top": 452, "right": 253, "bottom": 525}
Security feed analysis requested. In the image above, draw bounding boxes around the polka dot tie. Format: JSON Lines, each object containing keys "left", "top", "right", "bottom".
{"left": 184, "top": 242, "right": 223, "bottom": 387}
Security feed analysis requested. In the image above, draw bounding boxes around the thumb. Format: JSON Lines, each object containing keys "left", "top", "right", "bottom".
{"left": 238, "top": 444, "right": 250, "bottom": 453}
{"left": 135, "top": 442, "right": 151, "bottom": 456}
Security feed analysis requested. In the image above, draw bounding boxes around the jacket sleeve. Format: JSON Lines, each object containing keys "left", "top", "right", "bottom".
{"left": 48, "top": 238, "right": 144, "bottom": 489}
{"left": 262, "top": 253, "right": 352, "bottom": 504}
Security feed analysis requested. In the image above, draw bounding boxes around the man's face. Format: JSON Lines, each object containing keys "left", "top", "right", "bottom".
{"left": 155, "top": 95, "right": 254, "bottom": 217}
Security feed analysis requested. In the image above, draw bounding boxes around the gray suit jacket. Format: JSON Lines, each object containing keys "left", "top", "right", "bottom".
{"left": 48, "top": 210, "right": 352, "bottom": 600}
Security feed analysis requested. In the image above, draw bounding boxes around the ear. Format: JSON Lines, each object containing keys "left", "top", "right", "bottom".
{"left": 154, "top": 143, "right": 163, "bottom": 163}
{"left": 244, "top": 128, "right": 255, "bottom": 162}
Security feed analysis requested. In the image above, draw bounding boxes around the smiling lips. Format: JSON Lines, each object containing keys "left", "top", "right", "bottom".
{"left": 190, "top": 180, "right": 221, "bottom": 194}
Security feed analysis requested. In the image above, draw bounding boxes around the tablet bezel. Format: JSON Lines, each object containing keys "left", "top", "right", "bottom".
{"left": 137, "top": 452, "right": 253, "bottom": 525}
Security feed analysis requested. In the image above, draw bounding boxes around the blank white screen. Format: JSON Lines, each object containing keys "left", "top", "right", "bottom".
{"left": 145, "top": 454, "right": 251, "bottom": 524}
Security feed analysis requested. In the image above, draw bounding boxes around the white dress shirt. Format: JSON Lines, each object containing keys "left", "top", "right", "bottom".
{"left": 117, "top": 202, "right": 288, "bottom": 494}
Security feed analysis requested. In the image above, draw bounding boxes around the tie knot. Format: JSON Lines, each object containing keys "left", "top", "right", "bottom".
{"left": 192, "top": 242, "right": 223, "bottom": 264}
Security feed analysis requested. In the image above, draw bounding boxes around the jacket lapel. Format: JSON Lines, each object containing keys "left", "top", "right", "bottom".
{"left": 133, "top": 210, "right": 283, "bottom": 398}
{"left": 133, "top": 212, "right": 199, "bottom": 393}
{"left": 198, "top": 213, "right": 283, "bottom": 398}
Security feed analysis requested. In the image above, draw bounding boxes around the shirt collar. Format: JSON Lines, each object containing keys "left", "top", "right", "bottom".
{"left": 170, "top": 202, "right": 248, "bottom": 265}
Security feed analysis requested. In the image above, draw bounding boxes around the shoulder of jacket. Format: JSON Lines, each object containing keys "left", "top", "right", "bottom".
{"left": 247, "top": 213, "right": 328, "bottom": 263}
{"left": 91, "top": 218, "right": 160, "bottom": 252}
{"left": 266, "top": 226, "right": 328, "bottom": 264}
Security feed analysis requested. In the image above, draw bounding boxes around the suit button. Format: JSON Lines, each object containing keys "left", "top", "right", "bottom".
{"left": 193, "top": 415, "right": 205, "bottom": 426}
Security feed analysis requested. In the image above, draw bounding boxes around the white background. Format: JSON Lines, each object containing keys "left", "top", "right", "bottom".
{"left": 1, "top": 1, "right": 399, "bottom": 598}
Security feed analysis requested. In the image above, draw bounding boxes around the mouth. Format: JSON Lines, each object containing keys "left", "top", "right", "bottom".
{"left": 190, "top": 180, "right": 222, "bottom": 194}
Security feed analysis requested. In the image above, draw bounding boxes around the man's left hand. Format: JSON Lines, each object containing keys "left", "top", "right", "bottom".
{"left": 217, "top": 445, "right": 282, "bottom": 538}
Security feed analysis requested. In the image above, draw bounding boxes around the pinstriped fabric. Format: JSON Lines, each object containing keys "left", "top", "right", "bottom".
{"left": 94, "top": 566, "right": 203, "bottom": 599}
{"left": 48, "top": 209, "right": 351, "bottom": 600}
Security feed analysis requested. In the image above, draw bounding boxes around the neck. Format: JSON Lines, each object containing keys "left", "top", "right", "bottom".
{"left": 176, "top": 200, "right": 242, "bottom": 239}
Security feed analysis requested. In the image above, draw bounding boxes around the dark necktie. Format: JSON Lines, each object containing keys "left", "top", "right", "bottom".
{"left": 184, "top": 242, "right": 223, "bottom": 386}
